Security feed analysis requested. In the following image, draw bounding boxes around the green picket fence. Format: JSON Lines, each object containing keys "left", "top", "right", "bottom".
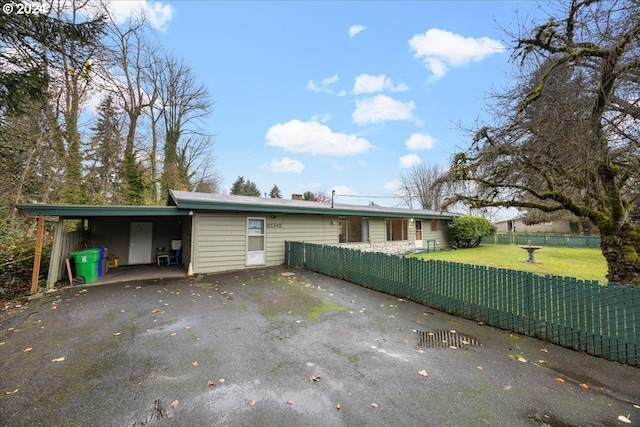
{"left": 284, "top": 241, "right": 639, "bottom": 366}
{"left": 487, "top": 233, "right": 601, "bottom": 248}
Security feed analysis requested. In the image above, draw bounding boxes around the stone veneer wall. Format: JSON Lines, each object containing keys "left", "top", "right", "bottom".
{"left": 337, "top": 241, "right": 415, "bottom": 256}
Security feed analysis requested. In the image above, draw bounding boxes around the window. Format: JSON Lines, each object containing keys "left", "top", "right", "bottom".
{"left": 386, "top": 219, "right": 408, "bottom": 241}
{"left": 431, "top": 219, "right": 444, "bottom": 231}
{"left": 339, "top": 217, "right": 369, "bottom": 243}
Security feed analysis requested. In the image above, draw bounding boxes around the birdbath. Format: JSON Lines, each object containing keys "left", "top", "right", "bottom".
{"left": 519, "top": 240, "right": 542, "bottom": 264}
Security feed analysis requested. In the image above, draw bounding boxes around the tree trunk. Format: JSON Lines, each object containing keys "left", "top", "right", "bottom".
{"left": 599, "top": 223, "right": 640, "bottom": 286}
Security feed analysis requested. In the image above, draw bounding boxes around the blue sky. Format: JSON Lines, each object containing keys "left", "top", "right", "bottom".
{"left": 121, "top": 1, "right": 539, "bottom": 206}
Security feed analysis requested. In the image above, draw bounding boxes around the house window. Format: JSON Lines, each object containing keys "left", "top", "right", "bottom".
{"left": 431, "top": 219, "right": 444, "bottom": 231}
{"left": 386, "top": 219, "right": 408, "bottom": 241}
{"left": 339, "top": 217, "right": 369, "bottom": 243}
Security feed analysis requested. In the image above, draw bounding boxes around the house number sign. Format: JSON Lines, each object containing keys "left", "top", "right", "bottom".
{"left": 266, "top": 223, "right": 283, "bottom": 229}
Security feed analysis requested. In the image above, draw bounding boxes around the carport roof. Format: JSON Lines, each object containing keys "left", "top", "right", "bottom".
{"left": 168, "top": 190, "right": 458, "bottom": 219}
{"left": 16, "top": 203, "right": 187, "bottom": 219}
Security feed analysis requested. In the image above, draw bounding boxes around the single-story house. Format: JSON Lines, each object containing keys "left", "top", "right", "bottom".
{"left": 494, "top": 216, "right": 599, "bottom": 235}
{"left": 18, "top": 190, "right": 457, "bottom": 289}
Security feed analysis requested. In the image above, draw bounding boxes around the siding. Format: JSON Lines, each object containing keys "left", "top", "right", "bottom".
{"left": 193, "top": 212, "right": 452, "bottom": 274}
{"left": 193, "top": 212, "right": 339, "bottom": 274}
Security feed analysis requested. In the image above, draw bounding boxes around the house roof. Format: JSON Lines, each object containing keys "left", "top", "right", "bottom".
{"left": 16, "top": 191, "right": 458, "bottom": 220}
{"left": 168, "top": 190, "right": 458, "bottom": 220}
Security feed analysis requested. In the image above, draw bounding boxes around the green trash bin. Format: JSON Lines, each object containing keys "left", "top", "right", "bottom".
{"left": 70, "top": 248, "right": 101, "bottom": 284}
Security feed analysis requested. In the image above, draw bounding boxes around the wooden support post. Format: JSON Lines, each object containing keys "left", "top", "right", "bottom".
{"left": 30, "top": 215, "right": 45, "bottom": 295}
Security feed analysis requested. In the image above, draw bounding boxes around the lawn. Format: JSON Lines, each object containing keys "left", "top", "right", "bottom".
{"left": 410, "top": 244, "right": 608, "bottom": 284}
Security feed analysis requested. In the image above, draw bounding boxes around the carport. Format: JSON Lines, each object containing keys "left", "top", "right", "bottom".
{"left": 16, "top": 204, "right": 191, "bottom": 290}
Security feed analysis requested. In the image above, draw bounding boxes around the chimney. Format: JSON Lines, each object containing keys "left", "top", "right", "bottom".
{"left": 292, "top": 194, "right": 303, "bottom": 200}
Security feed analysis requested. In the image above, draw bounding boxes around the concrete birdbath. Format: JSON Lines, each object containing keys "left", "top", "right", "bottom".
{"left": 520, "top": 240, "right": 542, "bottom": 264}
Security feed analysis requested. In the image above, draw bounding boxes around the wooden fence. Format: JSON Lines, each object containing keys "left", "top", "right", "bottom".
{"left": 284, "top": 241, "right": 639, "bottom": 366}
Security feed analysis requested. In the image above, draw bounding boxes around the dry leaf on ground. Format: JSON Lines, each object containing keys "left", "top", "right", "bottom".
{"left": 191, "top": 361, "right": 198, "bottom": 366}
{"left": 336, "top": 403, "right": 341, "bottom": 410}
{"left": 618, "top": 415, "right": 631, "bottom": 424}
{"left": 418, "top": 370, "right": 428, "bottom": 377}
{"left": 579, "top": 383, "right": 589, "bottom": 389}
{"left": 371, "top": 403, "right": 379, "bottom": 408}
{"left": 23, "top": 348, "right": 32, "bottom": 353}
{"left": 171, "top": 400, "right": 179, "bottom": 408}
{"left": 207, "top": 380, "right": 216, "bottom": 387}
{"left": 555, "top": 377, "right": 565, "bottom": 383}
{"left": 309, "top": 374, "right": 321, "bottom": 382}
{"left": 52, "top": 357, "right": 65, "bottom": 362}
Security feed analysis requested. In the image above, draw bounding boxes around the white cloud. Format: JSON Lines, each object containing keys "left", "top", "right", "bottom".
{"left": 266, "top": 120, "right": 372, "bottom": 156}
{"left": 332, "top": 185, "right": 360, "bottom": 196}
{"left": 262, "top": 157, "right": 305, "bottom": 173}
{"left": 104, "top": 1, "right": 175, "bottom": 31}
{"left": 399, "top": 154, "right": 422, "bottom": 168}
{"left": 409, "top": 28, "right": 505, "bottom": 82}
{"left": 306, "top": 74, "right": 342, "bottom": 95}
{"left": 309, "top": 113, "right": 331, "bottom": 123}
{"left": 405, "top": 132, "right": 436, "bottom": 150}
{"left": 352, "top": 95, "right": 416, "bottom": 125}
{"left": 352, "top": 74, "right": 409, "bottom": 95}
{"left": 383, "top": 180, "right": 402, "bottom": 191}
{"left": 349, "top": 25, "right": 366, "bottom": 38}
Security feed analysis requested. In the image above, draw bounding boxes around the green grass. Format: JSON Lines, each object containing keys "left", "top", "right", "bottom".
{"left": 410, "top": 244, "right": 608, "bottom": 283}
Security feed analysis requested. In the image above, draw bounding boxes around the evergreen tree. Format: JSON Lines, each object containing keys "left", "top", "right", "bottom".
{"left": 230, "top": 176, "right": 261, "bottom": 196}
{"left": 269, "top": 184, "right": 282, "bottom": 198}
{"left": 86, "top": 95, "right": 123, "bottom": 204}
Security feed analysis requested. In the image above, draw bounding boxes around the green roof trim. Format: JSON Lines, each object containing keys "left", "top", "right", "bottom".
{"left": 16, "top": 204, "right": 188, "bottom": 218}
{"left": 16, "top": 191, "right": 458, "bottom": 220}
{"left": 168, "top": 190, "right": 458, "bottom": 220}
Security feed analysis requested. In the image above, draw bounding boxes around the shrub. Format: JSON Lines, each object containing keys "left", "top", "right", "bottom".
{"left": 449, "top": 216, "right": 496, "bottom": 249}
{"left": 0, "top": 229, "right": 52, "bottom": 302}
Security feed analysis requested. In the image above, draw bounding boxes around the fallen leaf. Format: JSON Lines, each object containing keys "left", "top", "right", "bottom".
{"left": 371, "top": 403, "right": 378, "bottom": 408}
{"left": 192, "top": 361, "right": 198, "bottom": 366}
{"left": 555, "top": 377, "right": 565, "bottom": 383}
{"left": 287, "top": 400, "right": 293, "bottom": 405}
{"left": 250, "top": 399, "right": 256, "bottom": 406}
{"left": 538, "top": 359, "right": 547, "bottom": 364}
{"left": 23, "top": 347, "right": 32, "bottom": 353}
{"left": 418, "top": 369, "right": 428, "bottom": 377}
{"left": 618, "top": 415, "right": 631, "bottom": 424}
{"left": 185, "top": 326, "right": 191, "bottom": 330}
{"left": 152, "top": 309, "right": 160, "bottom": 313}
{"left": 120, "top": 309, "right": 126, "bottom": 313}
{"left": 218, "top": 378, "right": 225, "bottom": 383}
{"left": 170, "top": 332, "right": 177, "bottom": 337}
{"left": 5, "top": 389, "right": 19, "bottom": 395}
{"left": 171, "top": 400, "right": 179, "bottom": 408}
{"left": 517, "top": 356, "right": 527, "bottom": 363}
{"left": 579, "top": 383, "right": 589, "bottom": 389}
{"left": 113, "top": 332, "right": 121, "bottom": 336}
{"left": 504, "top": 385, "right": 512, "bottom": 390}
{"left": 51, "top": 357, "right": 65, "bottom": 362}
{"left": 309, "top": 374, "right": 321, "bottom": 382}
{"left": 540, "top": 348, "right": 548, "bottom": 352}
{"left": 477, "top": 366, "right": 484, "bottom": 370}
{"left": 207, "top": 380, "right": 216, "bottom": 387}
{"left": 336, "top": 403, "right": 341, "bottom": 410}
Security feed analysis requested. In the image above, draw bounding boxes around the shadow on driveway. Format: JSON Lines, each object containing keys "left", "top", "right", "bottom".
{"left": 1, "top": 266, "right": 639, "bottom": 426}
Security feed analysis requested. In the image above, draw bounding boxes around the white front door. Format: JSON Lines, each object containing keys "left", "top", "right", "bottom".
{"left": 246, "top": 217, "right": 266, "bottom": 266}
{"left": 415, "top": 220, "right": 423, "bottom": 249}
{"left": 129, "top": 222, "right": 153, "bottom": 264}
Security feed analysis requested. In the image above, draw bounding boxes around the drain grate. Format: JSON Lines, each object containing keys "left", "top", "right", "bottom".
{"left": 418, "top": 330, "right": 481, "bottom": 349}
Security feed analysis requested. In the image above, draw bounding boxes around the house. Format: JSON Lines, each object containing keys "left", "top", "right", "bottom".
{"left": 18, "top": 190, "right": 457, "bottom": 289}
{"left": 494, "top": 216, "right": 599, "bottom": 235}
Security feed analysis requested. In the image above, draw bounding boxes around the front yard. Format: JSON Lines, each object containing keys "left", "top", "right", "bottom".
{"left": 410, "top": 244, "right": 608, "bottom": 284}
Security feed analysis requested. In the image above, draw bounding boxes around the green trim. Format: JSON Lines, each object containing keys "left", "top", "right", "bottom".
{"left": 175, "top": 200, "right": 453, "bottom": 219}
{"left": 16, "top": 204, "right": 188, "bottom": 218}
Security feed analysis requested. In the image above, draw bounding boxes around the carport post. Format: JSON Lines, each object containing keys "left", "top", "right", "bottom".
{"left": 30, "top": 215, "right": 45, "bottom": 295}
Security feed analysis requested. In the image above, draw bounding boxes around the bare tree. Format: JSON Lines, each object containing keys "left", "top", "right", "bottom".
{"left": 398, "top": 163, "right": 451, "bottom": 210}
{"left": 157, "top": 55, "right": 213, "bottom": 194}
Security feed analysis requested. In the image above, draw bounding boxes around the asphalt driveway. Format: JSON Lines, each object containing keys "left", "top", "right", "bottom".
{"left": 1, "top": 266, "right": 639, "bottom": 426}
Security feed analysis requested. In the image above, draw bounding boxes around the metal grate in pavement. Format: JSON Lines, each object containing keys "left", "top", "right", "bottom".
{"left": 418, "top": 330, "right": 481, "bottom": 349}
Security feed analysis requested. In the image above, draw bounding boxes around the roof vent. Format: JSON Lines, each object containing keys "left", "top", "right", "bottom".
{"left": 292, "top": 194, "right": 303, "bottom": 200}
